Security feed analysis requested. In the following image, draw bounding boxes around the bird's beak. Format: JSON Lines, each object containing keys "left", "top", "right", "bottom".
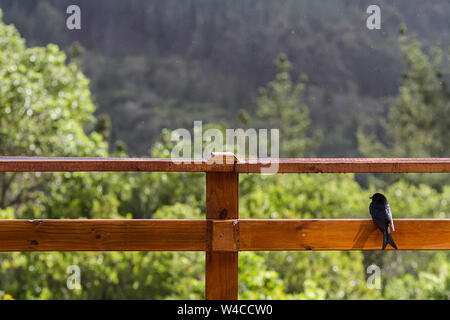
{"left": 369, "top": 196, "right": 372, "bottom": 199}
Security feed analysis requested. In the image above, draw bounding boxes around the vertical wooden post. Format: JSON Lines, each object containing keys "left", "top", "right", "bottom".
{"left": 205, "top": 171, "right": 239, "bottom": 300}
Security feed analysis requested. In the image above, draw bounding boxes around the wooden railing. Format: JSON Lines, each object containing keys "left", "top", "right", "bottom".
{"left": 1, "top": 154, "right": 449, "bottom": 300}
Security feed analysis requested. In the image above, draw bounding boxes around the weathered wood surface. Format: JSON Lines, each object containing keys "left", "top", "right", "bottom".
{"left": 1, "top": 157, "right": 449, "bottom": 173}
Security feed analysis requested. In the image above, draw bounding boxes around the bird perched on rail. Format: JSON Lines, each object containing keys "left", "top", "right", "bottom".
{"left": 369, "top": 193, "right": 398, "bottom": 250}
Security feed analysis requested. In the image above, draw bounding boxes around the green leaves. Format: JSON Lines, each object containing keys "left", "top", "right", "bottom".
{"left": 0, "top": 34, "right": 105, "bottom": 157}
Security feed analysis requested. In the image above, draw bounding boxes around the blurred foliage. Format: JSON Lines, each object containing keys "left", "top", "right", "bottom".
{"left": 359, "top": 34, "right": 450, "bottom": 158}
{"left": 0, "top": 8, "right": 449, "bottom": 300}
{"left": 358, "top": 33, "right": 450, "bottom": 188}
{"left": 257, "top": 53, "right": 320, "bottom": 157}
{"left": 1, "top": 0, "right": 449, "bottom": 156}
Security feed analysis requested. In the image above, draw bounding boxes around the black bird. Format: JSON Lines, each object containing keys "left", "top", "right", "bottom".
{"left": 369, "top": 193, "right": 398, "bottom": 250}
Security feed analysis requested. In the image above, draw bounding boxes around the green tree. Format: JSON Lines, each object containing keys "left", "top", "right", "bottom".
{"left": 359, "top": 34, "right": 449, "bottom": 158}
{"left": 389, "top": 36, "right": 449, "bottom": 157}
{"left": 257, "top": 53, "right": 319, "bottom": 157}
{"left": 358, "top": 34, "right": 449, "bottom": 188}
{"left": 0, "top": 8, "right": 109, "bottom": 211}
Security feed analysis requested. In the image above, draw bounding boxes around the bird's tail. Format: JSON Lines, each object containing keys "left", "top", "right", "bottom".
{"left": 382, "top": 228, "right": 398, "bottom": 250}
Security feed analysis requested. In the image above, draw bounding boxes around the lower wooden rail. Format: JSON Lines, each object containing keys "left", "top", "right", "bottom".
{"left": 240, "top": 219, "right": 450, "bottom": 250}
{"left": 1, "top": 219, "right": 449, "bottom": 252}
{"left": 0, "top": 219, "right": 206, "bottom": 251}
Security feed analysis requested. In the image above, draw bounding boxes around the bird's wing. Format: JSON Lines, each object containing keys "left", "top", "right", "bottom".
{"left": 386, "top": 203, "right": 395, "bottom": 231}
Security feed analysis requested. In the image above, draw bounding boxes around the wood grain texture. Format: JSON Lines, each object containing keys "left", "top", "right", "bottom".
{"left": 205, "top": 172, "right": 239, "bottom": 300}
{"left": 0, "top": 219, "right": 449, "bottom": 252}
{"left": 208, "top": 220, "right": 239, "bottom": 252}
{"left": 206, "top": 252, "right": 238, "bottom": 300}
{"left": 236, "top": 158, "right": 450, "bottom": 173}
{"left": 239, "top": 219, "right": 450, "bottom": 250}
{"left": 1, "top": 157, "right": 449, "bottom": 173}
{"left": 206, "top": 172, "right": 239, "bottom": 219}
{"left": 0, "top": 157, "right": 233, "bottom": 172}
{"left": 0, "top": 219, "right": 206, "bottom": 251}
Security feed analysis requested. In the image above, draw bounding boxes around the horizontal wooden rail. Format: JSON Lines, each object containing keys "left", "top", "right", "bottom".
{"left": 237, "top": 158, "right": 450, "bottom": 173}
{"left": 0, "top": 157, "right": 233, "bottom": 172}
{"left": 1, "top": 157, "right": 450, "bottom": 173}
{"left": 239, "top": 219, "right": 450, "bottom": 250}
{"left": 0, "top": 220, "right": 206, "bottom": 251}
{"left": 0, "top": 219, "right": 449, "bottom": 252}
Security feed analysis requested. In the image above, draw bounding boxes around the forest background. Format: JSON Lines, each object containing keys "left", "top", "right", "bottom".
{"left": 0, "top": 0, "right": 448, "bottom": 299}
